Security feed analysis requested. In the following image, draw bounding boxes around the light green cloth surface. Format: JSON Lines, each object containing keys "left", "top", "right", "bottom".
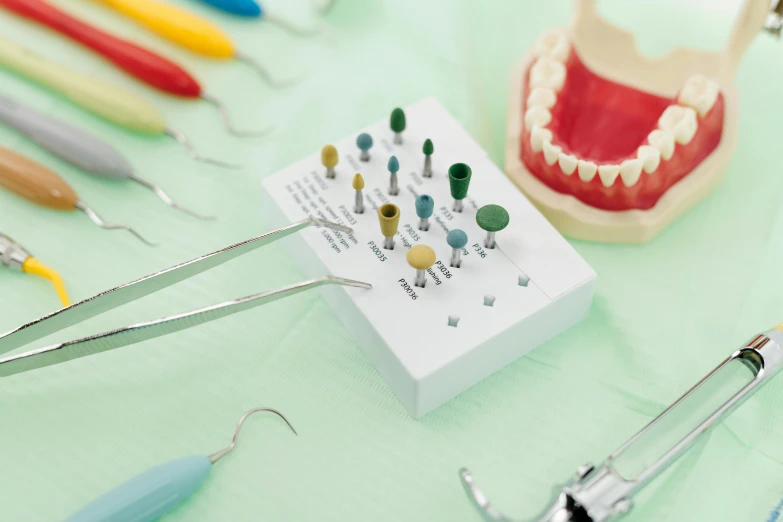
{"left": 2, "top": 0, "right": 783, "bottom": 521}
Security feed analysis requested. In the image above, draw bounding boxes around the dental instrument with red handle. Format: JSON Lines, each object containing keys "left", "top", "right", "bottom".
{"left": 0, "top": 0, "right": 270, "bottom": 137}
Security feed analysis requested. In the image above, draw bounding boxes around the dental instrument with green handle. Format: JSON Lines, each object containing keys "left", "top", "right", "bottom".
{"left": 63, "top": 407, "right": 297, "bottom": 522}
{"left": 0, "top": 36, "right": 238, "bottom": 169}
{"left": 0, "top": 95, "right": 212, "bottom": 219}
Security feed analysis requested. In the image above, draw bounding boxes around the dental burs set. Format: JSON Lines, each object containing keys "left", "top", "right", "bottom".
{"left": 0, "top": 96, "right": 211, "bottom": 219}
{"left": 63, "top": 407, "right": 297, "bottom": 522}
{"left": 461, "top": 323, "right": 783, "bottom": 522}
{"left": 0, "top": 37, "right": 237, "bottom": 169}
{"left": 0, "top": 233, "right": 70, "bottom": 306}
{"left": 0, "top": 146, "right": 155, "bottom": 246}
{"left": 0, "top": 219, "right": 371, "bottom": 377}
{"left": 0, "top": 0, "right": 273, "bottom": 138}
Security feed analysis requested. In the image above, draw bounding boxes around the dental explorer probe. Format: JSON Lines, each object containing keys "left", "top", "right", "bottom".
{"left": 0, "top": 147, "right": 156, "bottom": 246}
{"left": 0, "top": 233, "right": 70, "bottom": 306}
{"left": 0, "top": 37, "right": 238, "bottom": 168}
{"left": 0, "top": 0, "right": 274, "bottom": 137}
{"left": 461, "top": 322, "right": 783, "bottom": 522}
{"left": 0, "top": 96, "right": 211, "bottom": 220}
{"left": 62, "top": 408, "right": 297, "bottom": 522}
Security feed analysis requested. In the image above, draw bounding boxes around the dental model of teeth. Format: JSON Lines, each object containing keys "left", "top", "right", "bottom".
{"left": 506, "top": 0, "right": 769, "bottom": 243}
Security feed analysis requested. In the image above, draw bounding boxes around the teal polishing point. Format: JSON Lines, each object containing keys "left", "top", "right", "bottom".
{"left": 447, "top": 229, "right": 468, "bottom": 249}
{"left": 388, "top": 155, "right": 400, "bottom": 173}
{"left": 357, "top": 133, "right": 373, "bottom": 151}
{"left": 476, "top": 205, "right": 510, "bottom": 232}
{"left": 416, "top": 194, "right": 434, "bottom": 219}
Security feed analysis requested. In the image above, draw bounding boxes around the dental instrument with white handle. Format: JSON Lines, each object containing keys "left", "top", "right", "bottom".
{"left": 63, "top": 407, "right": 297, "bottom": 522}
{"left": 0, "top": 95, "right": 211, "bottom": 220}
{"left": 461, "top": 322, "right": 783, "bottom": 521}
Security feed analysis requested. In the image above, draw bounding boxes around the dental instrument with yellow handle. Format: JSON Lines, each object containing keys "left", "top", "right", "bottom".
{"left": 92, "top": 0, "right": 304, "bottom": 87}
{"left": 0, "top": 36, "right": 238, "bottom": 169}
{"left": 0, "top": 234, "right": 70, "bottom": 306}
{"left": 461, "top": 321, "right": 783, "bottom": 522}
{"left": 0, "top": 146, "right": 155, "bottom": 246}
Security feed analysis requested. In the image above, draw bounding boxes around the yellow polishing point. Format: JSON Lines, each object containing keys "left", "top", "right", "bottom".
{"left": 352, "top": 173, "right": 365, "bottom": 190}
{"left": 378, "top": 203, "right": 400, "bottom": 238}
{"left": 22, "top": 257, "right": 70, "bottom": 307}
{"left": 321, "top": 145, "right": 338, "bottom": 168}
{"left": 775, "top": 321, "right": 783, "bottom": 332}
{"left": 407, "top": 245, "right": 436, "bottom": 270}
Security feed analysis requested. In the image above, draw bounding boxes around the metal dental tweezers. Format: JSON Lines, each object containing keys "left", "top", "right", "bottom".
{"left": 0, "top": 219, "right": 371, "bottom": 378}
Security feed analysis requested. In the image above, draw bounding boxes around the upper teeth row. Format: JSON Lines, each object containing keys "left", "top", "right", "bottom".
{"left": 524, "top": 30, "right": 721, "bottom": 188}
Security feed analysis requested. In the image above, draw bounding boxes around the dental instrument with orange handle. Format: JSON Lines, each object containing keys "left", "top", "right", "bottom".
{"left": 92, "top": 0, "right": 304, "bottom": 85}
{"left": 0, "top": 234, "right": 70, "bottom": 306}
{"left": 0, "top": 146, "right": 155, "bottom": 246}
{"left": 461, "top": 320, "right": 783, "bottom": 521}
{"left": 0, "top": 95, "right": 212, "bottom": 220}
{"left": 0, "top": 0, "right": 271, "bottom": 137}
{"left": 0, "top": 37, "right": 238, "bottom": 168}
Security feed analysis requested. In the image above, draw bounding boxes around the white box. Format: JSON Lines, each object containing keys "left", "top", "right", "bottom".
{"left": 262, "top": 98, "right": 596, "bottom": 418}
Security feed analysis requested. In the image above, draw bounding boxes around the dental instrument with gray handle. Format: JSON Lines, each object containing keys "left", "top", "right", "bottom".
{"left": 0, "top": 95, "right": 210, "bottom": 219}
{"left": 461, "top": 323, "right": 783, "bottom": 522}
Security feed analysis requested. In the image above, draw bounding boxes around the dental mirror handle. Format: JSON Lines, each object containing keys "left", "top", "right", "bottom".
{"left": 0, "top": 36, "right": 166, "bottom": 134}
{"left": 0, "top": 96, "right": 134, "bottom": 179}
{"left": 63, "top": 456, "right": 213, "bottom": 522}
{"left": 196, "top": 0, "right": 262, "bottom": 17}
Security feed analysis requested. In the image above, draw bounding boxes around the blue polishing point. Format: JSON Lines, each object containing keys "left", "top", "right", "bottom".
{"left": 447, "top": 229, "right": 468, "bottom": 249}
{"left": 356, "top": 133, "right": 373, "bottom": 151}
{"left": 388, "top": 155, "right": 400, "bottom": 173}
{"left": 415, "top": 194, "right": 434, "bottom": 219}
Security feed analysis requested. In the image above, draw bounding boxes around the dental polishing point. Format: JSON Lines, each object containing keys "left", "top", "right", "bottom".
{"left": 378, "top": 203, "right": 400, "bottom": 249}
{"left": 476, "top": 204, "right": 509, "bottom": 249}
{"left": 415, "top": 194, "right": 434, "bottom": 231}
{"left": 447, "top": 229, "right": 468, "bottom": 268}
{"left": 390, "top": 108, "right": 406, "bottom": 144}
{"left": 422, "top": 138, "right": 434, "bottom": 177}
{"left": 356, "top": 133, "right": 373, "bottom": 161}
{"left": 353, "top": 173, "right": 365, "bottom": 214}
{"left": 321, "top": 145, "right": 338, "bottom": 179}
{"left": 388, "top": 155, "right": 400, "bottom": 196}
{"left": 448, "top": 163, "right": 472, "bottom": 212}
{"left": 407, "top": 244, "right": 436, "bottom": 288}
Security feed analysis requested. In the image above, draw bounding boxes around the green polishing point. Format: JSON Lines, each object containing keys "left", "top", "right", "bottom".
{"left": 423, "top": 138, "right": 434, "bottom": 156}
{"left": 448, "top": 163, "right": 472, "bottom": 200}
{"left": 390, "top": 108, "right": 406, "bottom": 133}
{"left": 476, "top": 205, "right": 510, "bottom": 232}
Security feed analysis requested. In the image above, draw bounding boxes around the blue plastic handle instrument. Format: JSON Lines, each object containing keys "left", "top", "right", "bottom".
{"left": 197, "top": 0, "right": 261, "bottom": 17}
{"left": 63, "top": 408, "right": 297, "bottom": 522}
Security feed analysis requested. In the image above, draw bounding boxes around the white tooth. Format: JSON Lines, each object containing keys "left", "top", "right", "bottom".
{"left": 648, "top": 129, "right": 675, "bottom": 160}
{"left": 530, "top": 126, "right": 552, "bottom": 153}
{"left": 542, "top": 141, "right": 561, "bottom": 166}
{"left": 619, "top": 159, "right": 643, "bottom": 187}
{"left": 530, "top": 58, "right": 566, "bottom": 92}
{"left": 558, "top": 152, "right": 578, "bottom": 175}
{"left": 678, "top": 75, "right": 720, "bottom": 117}
{"left": 525, "top": 106, "right": 552, "bottom": 128}
{"left": 577, "top": 159, "right": 597, "bottom": 182}
{"left": 658, "top": 105, "right": 698, "bottom": 145}
{"left": 533, "top": 29, "right": 570, "bottom": 62}
{"left": 637, "top": 145, "right": 661, "bottom": 173}
{"left": 527, "top": 87, "right": 557, "bottom": 109}
{"left": 597, "top": 165, "right": 620, "bottom": 187}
